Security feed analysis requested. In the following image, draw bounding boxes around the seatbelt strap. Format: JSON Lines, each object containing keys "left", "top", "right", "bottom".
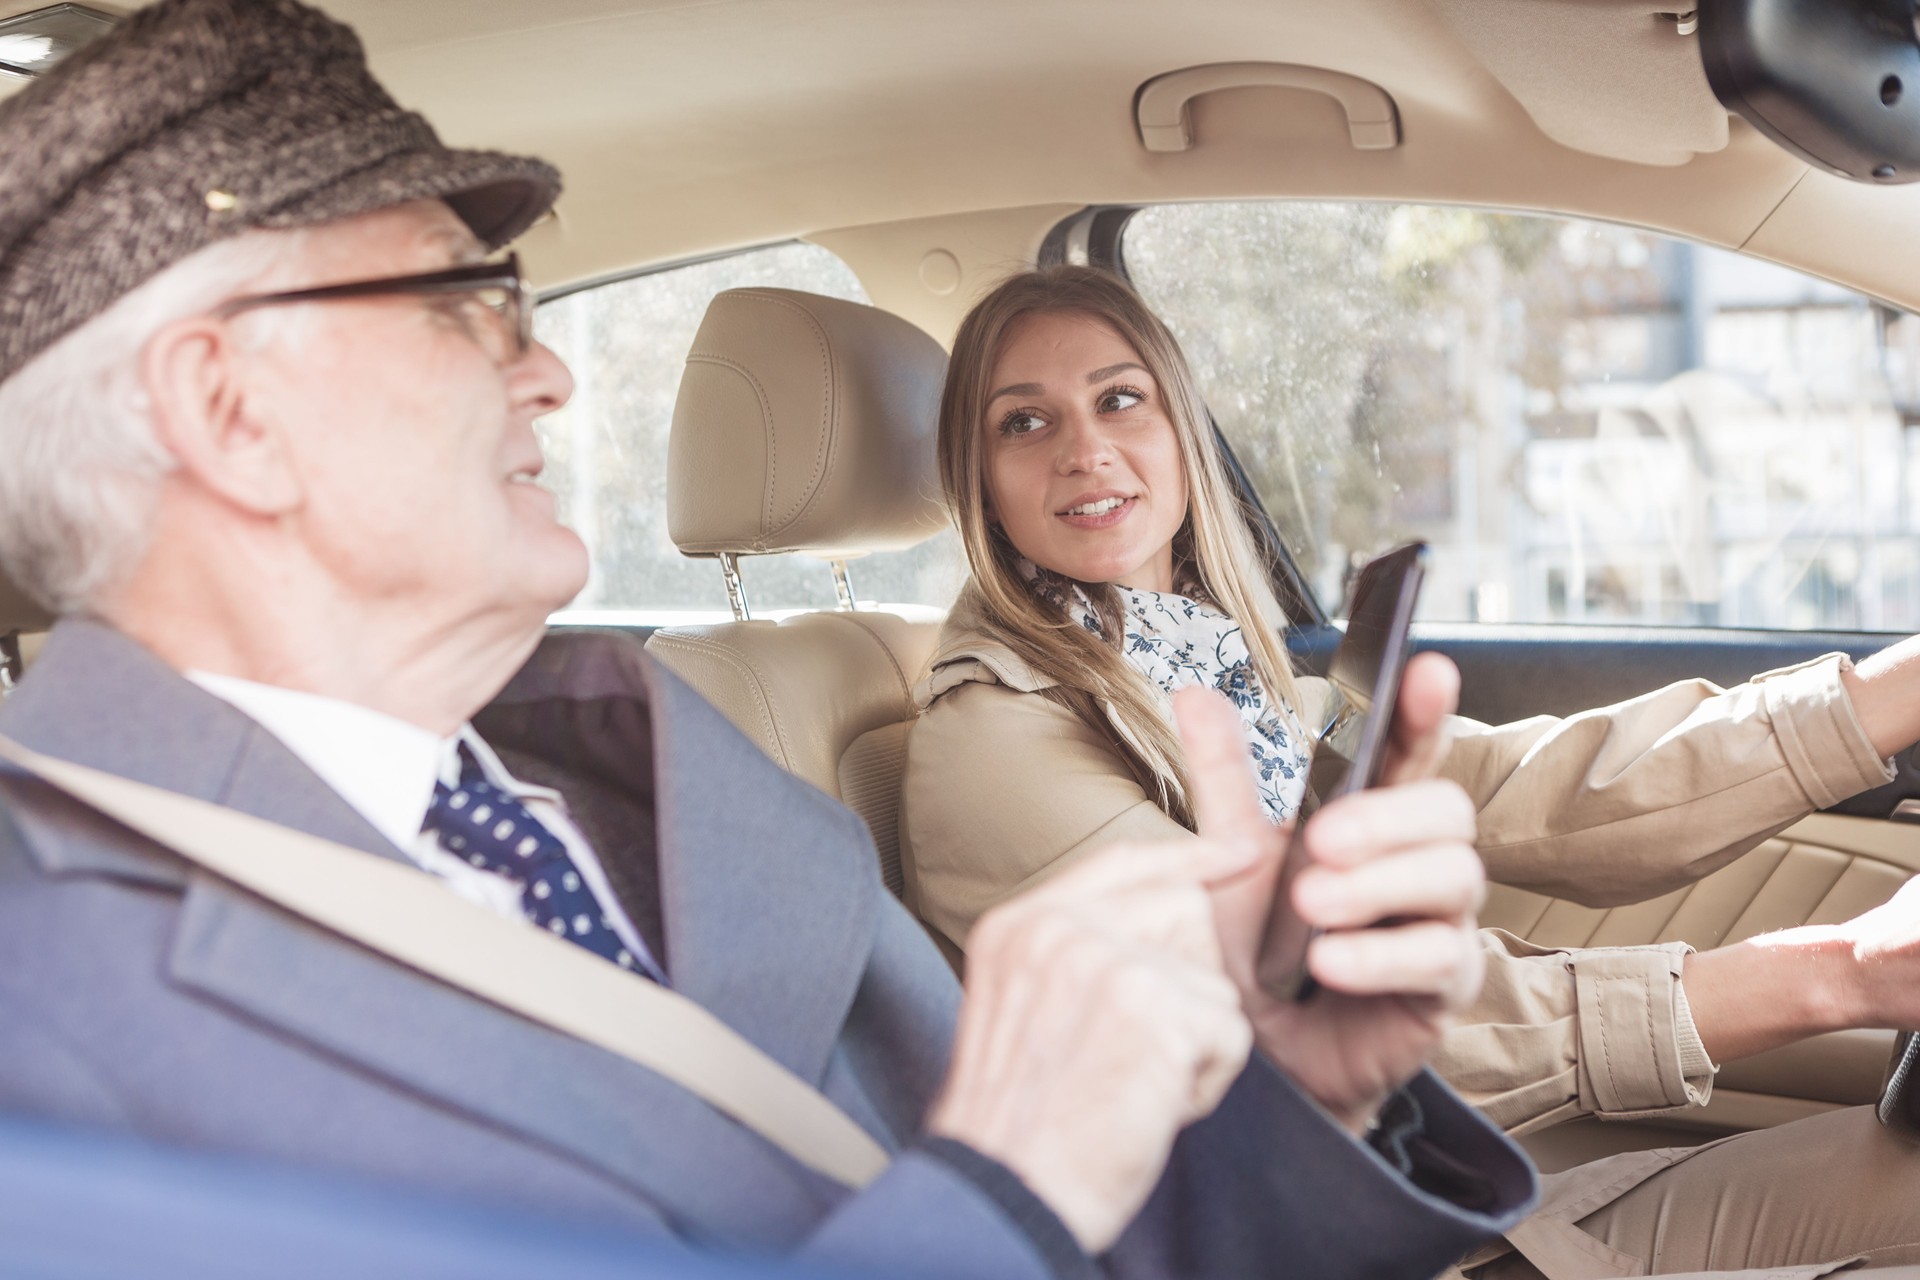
{"left": 0, "top": 733, "right": 890, "bottom": 1189}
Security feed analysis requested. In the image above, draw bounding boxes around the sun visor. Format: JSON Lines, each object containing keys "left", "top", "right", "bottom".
{"left": 1431, "top": 0, "right": 1728, "bottom": 167}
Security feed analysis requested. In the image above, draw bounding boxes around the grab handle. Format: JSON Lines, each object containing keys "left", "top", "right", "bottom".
{"left": 1134, "top": 62, "right": 1401, "bottom": 152}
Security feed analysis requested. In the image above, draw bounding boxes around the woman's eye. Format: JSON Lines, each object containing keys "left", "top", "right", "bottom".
{"left": 1098, "top": 386, "right": 1146, "bottom": 414}
{"left": 999, "top": 410, "right": 1046, "bottom": 437}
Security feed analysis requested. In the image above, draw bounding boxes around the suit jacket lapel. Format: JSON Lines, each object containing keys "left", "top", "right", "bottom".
{"left": 164, "top": 874, "right": 842, "bottom": 1244}
{"left": 652, "top": 664, "right": 881, "bottom": 1086}
{"left": 491, "top": 632, "right": 881, "bottom": 1090}
{"left": 1, "top": 622, "right": 885, "bottom": 1234}
{"left": 0, "top": 619, "right": 407, "bottom": 877}
{"left": 1, "top": 621, "right": 853, "bottom": 1239}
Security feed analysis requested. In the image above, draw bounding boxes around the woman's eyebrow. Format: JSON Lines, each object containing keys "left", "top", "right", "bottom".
{"left": 988, "top": 361, "right": 1148, "bottom": 404}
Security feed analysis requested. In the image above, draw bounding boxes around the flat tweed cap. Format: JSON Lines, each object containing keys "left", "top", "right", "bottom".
{"left": 0, "top": 0, "right": 562, "bottom": 386}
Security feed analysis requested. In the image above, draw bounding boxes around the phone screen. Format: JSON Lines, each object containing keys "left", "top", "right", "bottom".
{"left": 1254, "top": 542, "right": 1428, "bottom": 1003}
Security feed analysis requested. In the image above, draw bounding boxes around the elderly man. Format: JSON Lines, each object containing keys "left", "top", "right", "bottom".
{"left": 0, "top": 0, "right": 1532, "bottom": 1275}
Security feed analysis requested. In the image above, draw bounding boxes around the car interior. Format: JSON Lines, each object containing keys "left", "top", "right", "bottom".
{"left": 644, "top": 286, "right": 951, "bottom": 908}
{"left": 6, "top": 0, "right": 1920, "bottom": 1189}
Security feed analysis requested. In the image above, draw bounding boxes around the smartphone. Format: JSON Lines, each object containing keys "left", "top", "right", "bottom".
{"left": 1254, "top": 541, "right": 1429, "bottom": 1003}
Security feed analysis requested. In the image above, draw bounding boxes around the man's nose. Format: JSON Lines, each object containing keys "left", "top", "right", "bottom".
{"left": 512, "top": 338, "right": 576, "bottom": 416}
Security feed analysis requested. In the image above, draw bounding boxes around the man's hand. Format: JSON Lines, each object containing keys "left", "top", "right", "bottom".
{"left": 925, "top": 654, "right": 1483, "bottom": 1249}
{"left": 926, "top": 840, "right": 1254, "bottom": 1253}
{"left": 1175, "top": 652, "right": 1487, "bottom": 1132}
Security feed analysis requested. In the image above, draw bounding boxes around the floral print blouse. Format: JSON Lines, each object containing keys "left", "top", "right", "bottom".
{"left": 1024, "top": 563, "right": 1313, "bottom": 824}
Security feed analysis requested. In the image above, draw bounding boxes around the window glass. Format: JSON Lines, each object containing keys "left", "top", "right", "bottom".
{"left": 534, "top": 243, "right": 963, "bottom": 620}
{"left": 1126, "top": 202, "right": 1920, "bottom": 631}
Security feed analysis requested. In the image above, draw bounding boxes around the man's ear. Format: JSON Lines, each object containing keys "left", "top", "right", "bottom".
{"left": 142, "top": 317, "right": 303, "bottom": 516}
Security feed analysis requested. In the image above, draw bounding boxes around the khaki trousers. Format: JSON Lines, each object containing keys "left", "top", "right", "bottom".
{"left": 1460, "top": 1107, "right": 1920, "bottom": 1279}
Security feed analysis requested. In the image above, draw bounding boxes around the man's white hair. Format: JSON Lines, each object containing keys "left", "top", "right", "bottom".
{"left": 0, "top": 230, "right": 309, "bottom": 616}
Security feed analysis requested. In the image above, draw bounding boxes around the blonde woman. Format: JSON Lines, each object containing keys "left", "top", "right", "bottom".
{"left": 901, "top": 265, "right": 1920, "bottom": 1278}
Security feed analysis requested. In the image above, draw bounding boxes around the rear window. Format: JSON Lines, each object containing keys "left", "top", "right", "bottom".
{"left": 534, "top": 243, "right": 962, "bottom": 622}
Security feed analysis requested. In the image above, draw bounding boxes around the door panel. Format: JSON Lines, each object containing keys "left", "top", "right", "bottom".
{"left": 1484, "top": 815, "right": 1910, "bottom": 1113}
{"left": 1481, "top": 820, "right": 1914, "bottom": 954}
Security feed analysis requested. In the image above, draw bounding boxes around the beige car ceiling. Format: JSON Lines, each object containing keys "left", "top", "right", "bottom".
{"left": 8, "top": 0, "right": 1918, "bottom": 343}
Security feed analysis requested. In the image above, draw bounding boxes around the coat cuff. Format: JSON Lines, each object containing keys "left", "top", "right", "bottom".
{"left": 915, "top": 1138, "right": 1098, "bottom": 1280}
{"left": 1754, "top": 652, "right": 1895, "bottom": 810}
{"left": 1569, "top": 942, "right": 1713, "bottom": 1117}
{"left": 799, "top": 1147, "right": 1073, "bottom": 1280}
{"left": 1670, "top": 977, "right": 1717, "bottom": 1104}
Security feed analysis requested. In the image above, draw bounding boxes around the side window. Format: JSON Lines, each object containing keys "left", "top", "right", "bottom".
{"left": 1125, "top": 203, "right": 1920, "bottom": 631}
{"left": 533, "top": 243, "right": 962, "bottom": 620}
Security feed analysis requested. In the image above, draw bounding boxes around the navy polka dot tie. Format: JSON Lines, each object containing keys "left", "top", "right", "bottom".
{"left": 422, "top": 748, "right": 664, "bottom": 982}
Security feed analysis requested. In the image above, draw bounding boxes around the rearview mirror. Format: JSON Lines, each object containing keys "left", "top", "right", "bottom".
{"left": 1700, "top": 0, "right": 1920, "bottom": 183}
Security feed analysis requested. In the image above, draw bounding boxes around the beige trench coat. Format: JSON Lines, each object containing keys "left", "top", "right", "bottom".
{"left": 900, "top": 605, "right": 1900, "bottom": 1274}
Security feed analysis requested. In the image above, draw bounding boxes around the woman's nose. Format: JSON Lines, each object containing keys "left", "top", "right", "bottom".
{"left": 1053, "top": 412, "right": 1114, "bottom": 474}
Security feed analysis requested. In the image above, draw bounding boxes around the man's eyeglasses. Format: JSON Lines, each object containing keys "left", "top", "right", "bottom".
{"left": 212, "top": 254, "right": 535, "bottom": 362}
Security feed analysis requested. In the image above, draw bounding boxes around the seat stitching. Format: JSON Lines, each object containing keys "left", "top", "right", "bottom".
{"left": 649, "top": 633, "right": 792, "bottom": 768}
{"left": 1645, "top": 880, "right": 1691, "bottom": 944}
{"left": 1521, "top": 839, "right": 1886, "bottom": 952}
{"left": 825, "top": 614, "right": 914, "bottom": 713}
{"left": 683, "top": 351, "right": 777, "bottom": 545}
{"left": 710, "top": 291, "right": 835, "bottom": 535}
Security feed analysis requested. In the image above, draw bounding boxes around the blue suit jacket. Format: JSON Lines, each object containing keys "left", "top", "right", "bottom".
{"left": 0, "top": 620, "right": 1534, "bottom": 1277}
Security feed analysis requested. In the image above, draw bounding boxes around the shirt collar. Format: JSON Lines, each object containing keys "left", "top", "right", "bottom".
{"left": 185, "top": 671, "right": 452, "bottom": 854}
{"left": 451, "top": 726, "right": 565, "bottom": 808}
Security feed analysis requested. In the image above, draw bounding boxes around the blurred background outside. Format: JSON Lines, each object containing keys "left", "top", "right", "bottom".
{"left": 1129, "top": 202, "right": 1920, "bottom": 630}
{"left": 533, "top": 244, "right": 965, "bottom": 621}
{"left": 537, "top": 204, "right": 1920, "bottom": 632}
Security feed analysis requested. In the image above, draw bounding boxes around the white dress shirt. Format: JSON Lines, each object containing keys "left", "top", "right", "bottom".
{"left": 186, "top": 671, "right": 655, "bottom": 969}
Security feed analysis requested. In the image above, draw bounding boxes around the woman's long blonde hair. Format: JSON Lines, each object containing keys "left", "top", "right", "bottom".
{"left": 937, "top": 266, "right": 1302, "bottom": 828}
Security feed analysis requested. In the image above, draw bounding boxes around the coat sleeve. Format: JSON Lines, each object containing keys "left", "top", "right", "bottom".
{"left": 904, "top": 656, "right": 1894, "bottom": 1136}
{"left": 901, "top": 680, "right": 1725, "bottom": 1133}
{"left": 1430, "top": 931, "right": 1718, "bottom": 1134}
{"left": 796, "top": 1147, "right": 1093, "bottom": 1280}
{"left": 1414, "top": 653, "right": 1886, "bottom": 1126}
{"left": 909, "top": 652, "right": 1892, "bottom": 942}
{"left": 901, "top": 679, "right": 1189, "bottom": 950}
{"left": 1446, "top": 652, "right": 1892, "bottom": 906}
{"left": 1109, "top": 1060, "right": 1536, "bottom": 1279}
{"left": 805, "top": 1066, "right": 1539, "bottom": 1280}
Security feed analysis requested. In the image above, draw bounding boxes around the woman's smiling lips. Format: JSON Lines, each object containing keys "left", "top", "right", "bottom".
{"left": 1056, "top": 492, "right": 1138, "bottom": 529}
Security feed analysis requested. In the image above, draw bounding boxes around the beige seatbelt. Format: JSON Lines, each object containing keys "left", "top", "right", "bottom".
{"left": 0, "top": 733, "right": 889, "bottom": 1189}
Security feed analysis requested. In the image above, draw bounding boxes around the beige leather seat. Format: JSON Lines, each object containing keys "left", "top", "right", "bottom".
{"left": 0, "top": 566, "right": 52, "bottom": 695}
{"left": 646, "top": 287, "right": 950, "bottom": 897}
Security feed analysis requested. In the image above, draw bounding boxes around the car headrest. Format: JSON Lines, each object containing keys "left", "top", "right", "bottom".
{"left": 668, "top": 288, "right": 949, "bottom": 559}
{"left": 0, "top": 566, "right": 52, "bottom": 636}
